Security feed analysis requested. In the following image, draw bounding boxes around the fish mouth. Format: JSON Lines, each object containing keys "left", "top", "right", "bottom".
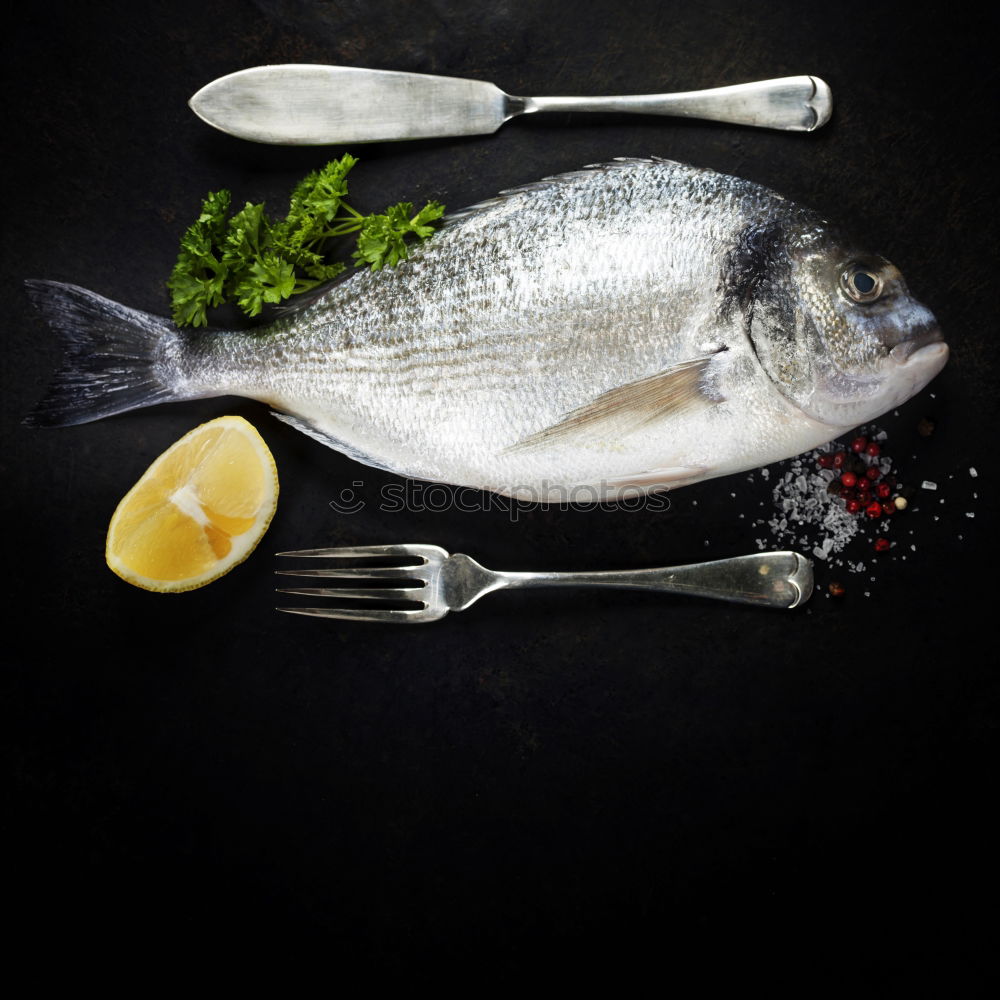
{"left": 888, "top": 325, "right": 947, "bottom": 366}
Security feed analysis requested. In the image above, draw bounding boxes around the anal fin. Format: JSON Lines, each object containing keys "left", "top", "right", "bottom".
{"left": 270, "top": 410, "right": 403, "bottom": 476}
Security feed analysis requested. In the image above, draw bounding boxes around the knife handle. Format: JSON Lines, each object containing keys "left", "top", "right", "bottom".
{"left": 515, "top": 75, "right": 832, "bottom": 132}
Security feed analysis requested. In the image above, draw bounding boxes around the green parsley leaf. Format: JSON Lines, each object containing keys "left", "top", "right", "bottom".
{"left": 168, "top": 156, "right": 443, "bottom": 326}
{"left": 167, "top": 189, "right": 231, "bottom": 327}
{"left": 234, "top": 254, "right": 297, "bottom": 317}
{"left": 352, "top": 201, "right": 446, "bottom": 271}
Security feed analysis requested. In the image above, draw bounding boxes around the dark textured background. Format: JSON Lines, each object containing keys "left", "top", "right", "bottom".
{"left": 4, "top": 0, "right": 998, "bottom": 975}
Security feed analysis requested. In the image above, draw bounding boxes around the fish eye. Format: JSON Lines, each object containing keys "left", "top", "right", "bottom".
{"left": 841, "top": 267, "right": 883, "bottom": 303}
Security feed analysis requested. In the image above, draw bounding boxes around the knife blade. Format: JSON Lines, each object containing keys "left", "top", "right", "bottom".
{"left": 189, "top": 64, "right": 832, "bottom": 146}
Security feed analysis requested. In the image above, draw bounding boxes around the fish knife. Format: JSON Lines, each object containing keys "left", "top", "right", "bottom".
{"left": 189, "top": 64, "right": 833, "bottom": 145}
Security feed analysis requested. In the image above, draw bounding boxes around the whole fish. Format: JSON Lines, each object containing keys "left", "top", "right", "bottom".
{"left": 28, "top": 157, "right": 947, "bottom": 500}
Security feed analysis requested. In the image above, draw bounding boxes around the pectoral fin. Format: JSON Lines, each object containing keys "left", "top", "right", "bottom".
{"left": 507, "top": 352, "right": 724, "bottom": 453}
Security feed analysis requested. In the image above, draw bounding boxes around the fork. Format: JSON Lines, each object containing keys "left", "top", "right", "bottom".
{"left": 275, "top": 545, "right": 813, "bottom": 622}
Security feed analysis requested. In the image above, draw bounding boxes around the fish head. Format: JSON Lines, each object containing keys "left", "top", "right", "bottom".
{"left": 766, "top": 232, "right": 948, "bottom": 427}
{"left": 794, "top": 247, "right": 948, "bottom": 425}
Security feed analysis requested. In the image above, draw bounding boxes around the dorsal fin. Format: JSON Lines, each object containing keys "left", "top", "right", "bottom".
{"left": 440, "top": 157, "right": 679, "bottom": 229}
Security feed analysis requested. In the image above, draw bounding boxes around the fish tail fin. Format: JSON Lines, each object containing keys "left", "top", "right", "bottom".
{"left": 24, "top": 280, "right": 190, "bottom": 427}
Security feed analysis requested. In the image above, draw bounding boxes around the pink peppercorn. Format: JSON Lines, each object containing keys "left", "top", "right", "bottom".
{"left": 841, "top": 472, "right": 857, "bottom": 488}
{"left": 851, "top": 436, "right": 868, "bottom": 453}
{"left": 865, "top": 442, "right": 881, "bottom": 457}
{"left": 865, "top": 501, "right": 883, "bottom": 518}
{"left": 874, "top": 538, "right": 890, "bottom": 552}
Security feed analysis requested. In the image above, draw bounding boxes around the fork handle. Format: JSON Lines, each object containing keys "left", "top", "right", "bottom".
{"left": 516, "top": 76, "right": 832, "bottom": 132}
{"left": 496, "top": 551, "right": 813, "bottom": 609}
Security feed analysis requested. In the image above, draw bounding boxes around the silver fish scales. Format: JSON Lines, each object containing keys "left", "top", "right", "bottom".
{"left": 28, "top": 158, "right": 947, "bottom": 500}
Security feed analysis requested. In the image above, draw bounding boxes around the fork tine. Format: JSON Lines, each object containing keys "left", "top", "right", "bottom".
{"left": 275, "top": 566, "right": 427, "bottom": 579}
{"left": 275, "top": 544, "right": 440, "bottom": 559}
{"left": 276, "top": 586, "right": 425, "bottom": 601}
{"left": 277, "top": 606, "right": 426, "bottom": 622}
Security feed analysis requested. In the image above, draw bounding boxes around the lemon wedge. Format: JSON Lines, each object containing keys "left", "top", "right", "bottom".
{"left": 106, "top": 415, "right": 279, "bottom": 592}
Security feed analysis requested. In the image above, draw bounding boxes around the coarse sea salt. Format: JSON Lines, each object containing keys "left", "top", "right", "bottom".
{"left": 737, "top": 423, "right": 944, "bottom": 597}
{"left": 760, "top": 444, "right": 882, "bottom": 561}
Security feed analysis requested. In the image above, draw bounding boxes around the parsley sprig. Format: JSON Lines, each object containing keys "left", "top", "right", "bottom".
{"left": 168, "top": 155, "right": 444, "bottom": 327}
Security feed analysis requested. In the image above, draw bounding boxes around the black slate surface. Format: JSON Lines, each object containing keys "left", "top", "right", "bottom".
{"left": 4, "top": 0, "right": 998, "bottom": 976}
